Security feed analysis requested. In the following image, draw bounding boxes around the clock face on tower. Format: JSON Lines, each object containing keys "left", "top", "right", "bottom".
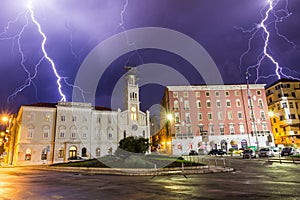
{"left": 131, "top": 106, "right": 136, "bottom": 112}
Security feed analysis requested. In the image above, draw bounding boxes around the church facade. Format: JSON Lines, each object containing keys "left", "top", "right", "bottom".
{"left": 6, "top": 69, "right": 150, "bottom": 165}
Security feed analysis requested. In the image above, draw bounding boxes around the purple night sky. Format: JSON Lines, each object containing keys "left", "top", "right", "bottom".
{"left": 0, "top": 0, "right": 300, "bottom": 114}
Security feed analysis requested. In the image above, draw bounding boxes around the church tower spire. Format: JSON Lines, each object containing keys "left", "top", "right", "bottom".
{"left": 124, "top": 66, "right": 140, "bottom": 121}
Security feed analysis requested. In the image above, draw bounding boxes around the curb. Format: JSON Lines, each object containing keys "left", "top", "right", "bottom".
{"left": 33, "top": 165, "right": 234, "bottom": 176}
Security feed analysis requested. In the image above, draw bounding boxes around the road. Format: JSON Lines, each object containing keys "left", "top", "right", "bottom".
{"left": 0, "top": 158, "right": 299, "bottom": 200}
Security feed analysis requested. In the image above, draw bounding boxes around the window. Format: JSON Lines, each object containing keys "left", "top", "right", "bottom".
{"left": 198, "top": 113, "right": 203, "bottom": 121}
{"left": 262, "top": 123, "right": 268, "bottom": 132}
{"left": 96, "top": 117, "right": 101, "bottom": 123}
{"left": 199, "top": 124, "right": 204, "bottom": 133}
{"left": 236, "top": 99, "right": 241, "bottom": 107}
{"left": 108, "top": 128, "right": 113, "bottom": 139}
{"left": 82, "top": 132, "right": 87, "bottom": 138}
{"left": 292, "top": 92, "right": 296, "bottom": 97}
{"left": 186, "top": 126, "right": 192, "bottom": 134}
{"left": 185, "top": 113, "right": 191, "bottom": 124}
{"left": 239, "top": 124, "right": 245, "bottom": 134}
{"left": 235, "top": 91, "right": 240, "bottom": 96}
{"left": 229, "top": 124, "right": 235, "bottom": 135}
{"left": 72, "top": 116, "right": 76, "bottom": 122}
{"left": 25, "top": 149, "right": 32, "bottom": 161}
{"left": 28, "top": 113, "right": 35, "bottom": 121}
{"left": 208, "top": 113, "right": 213, "bottom": 120}
{"left": 175, "top": 126, "right": 180, "bottom": 134}
{"left": 43, "top": 126, "right": 50, "bottom": 139}
{"left": 219, "top": 125, "right": 224, "bottom": 135}
{"left": 45, "top": 114, "right": 50, "bottom": 122}
{"left": 175, "top": 113, "right": 180, "bottom": 124}
{"left": 196, "top": 100, "right": 201, "bottom": 108}
{"left": 61, "top": 115, "right": 65, "bottom": 122}
{"left": 205, "top": 91, "right": 210, "bottom": 97}
{"left": 238, "top": 112, "right": 243, "bottom": 119}
{"left": 195, "top": 91, "right": 200, "bottom": 97}
{"left": 58, "top": 148, "right": 64, "bottom": 158}
{"left": 215, "top": 91, "right": 220, "bottom": 97}
{"left": 289, "top": 102, "right": 294, "bottom": 108}
{"left": 174, "top": 100, "right": 179, "bottom": 110}
{"left": 280, "top": 115, "right": 284, "bottom": 121}
{"left": 258, "top": 99, "right": 263, "bottom": 108}
{"left": 206, "top": 100, "right": 211, "bottom": 108}
{"left": 218, "top": 112, "right": 223, "bottom": 120}
{"left": 96, "top": 148, "right": 101, "bottom": 157}
{"left": 143, "top": 130, "right": 145, "bottom": 138}
{"left": 184, "top": 100, "right": 189, "bottom": 110}
{"left": 288, "top": 114, "right": 296, "bottom": 119}
{"left": 209, "top": 124, "right": 214, "bottom": 135}
{"left": 27, "top": 128, "right": 34, "bottom": 138}
{"left": 256, "top": 90, "right": 261, "bottom": 95}
{"left": 260, "top": 111, "right": 266, "bottom": 120}
{"left": 282, "top": 102, "right": 287, "bottom": 108}
{"left": 226, "top": 100, "right": 231, "bottom": 107}
{"left": 71, "top": 132, "right": 76, "bottom": 138}
{"left": 43, "top": 131, "right": 49, "bottom": 138}
{"left": 225, "top": 91, "right": 229, "bottom": 96}
{"left": 173, "top": 92, "right": 178, "bottom": 98}
{"left": 216, "top": 100, "right": 221, "bottom": 108}
{"left": 228, "top": 111, "right": 233, "bottom": 120}
{"left": 184, "top": 92, "right": 188, "bottom": 97}
{"left": 273, "top": 118, "right": 276, "bottom": 123}
{"left": 82, "top": 148, "right": 87, "bottom": 157}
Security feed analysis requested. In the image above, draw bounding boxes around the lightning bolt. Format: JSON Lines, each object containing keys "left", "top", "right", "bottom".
{"left": 0, "top": 1, "right": 67, "bottom": 102}
{"left": 118, "top": 0, "right": 144, "bottom": 66}
{"left": 237, "top": 0, "right": 300, "bottom": 83}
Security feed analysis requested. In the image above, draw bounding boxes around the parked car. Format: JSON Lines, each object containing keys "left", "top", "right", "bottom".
{"left": 258, "top": 147, "right": 274, "bottom": 157}
{"left": 189, "top": 150, "right": 198, "bottom": 156}
{"left": 243, "top": 149, "right": 256, "bottom": 159}
{"left": 281, "top": 147, "right": 295, "bottom": 156}
{"left": 271, "top": 147, "right": 280, "bottom": 156}
{"left": 208, "top": 149, "right": 227, "bottom": 156}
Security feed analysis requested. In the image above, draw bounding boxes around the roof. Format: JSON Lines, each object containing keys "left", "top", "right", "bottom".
{"left": 23, "top": 102, "right": 57, "bottom": 108}
{"left": 94, "top": 106, "right": 112, "bottom": 111}
{"left": 266, "top": 78, "right": 300, "bottom": 89}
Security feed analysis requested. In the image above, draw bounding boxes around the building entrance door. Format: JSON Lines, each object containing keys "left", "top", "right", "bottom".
{"left": 69, "top": 146, "right": 77, "bottom": 158}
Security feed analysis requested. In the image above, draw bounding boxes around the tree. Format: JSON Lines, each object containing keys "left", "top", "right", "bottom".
{"left": 115, "top": 136, "right": 150, "bottom": 157}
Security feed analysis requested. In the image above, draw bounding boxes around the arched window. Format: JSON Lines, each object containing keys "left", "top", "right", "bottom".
{"left": 82, "top": 147, "right": 87, "bottom": 157}
{"left": 42, "top": 125, "right": 50, "bottom": 139}
{"left": 69, "top": 146, "right": 77, "bottom": 158}
{"left": 58, "top": 148, "right": 64, "bottom": 158}
{"left": 96, "top": 148, "right": 100, "bottom": 157}
{"left": 27, "top": 125, "right": 34, "bottom": 138}
{"left": 58, "top": 126, "right": 66, "bottom": 138}
{"left": 25, "top": 148, "right": 32, "bottom": 160}
{"left": 107, "top": 127, "right": 113, "bottom": 140}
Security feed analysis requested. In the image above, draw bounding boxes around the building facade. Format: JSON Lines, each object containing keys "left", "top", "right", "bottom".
{"left": 6, "top": 69, "right": 150, "bottom": 165}
{"left": 161, "top": 84, "right": 274, "bottom": 156}
{"left": 266, "top": 79, "right": 300, "bottom": 147}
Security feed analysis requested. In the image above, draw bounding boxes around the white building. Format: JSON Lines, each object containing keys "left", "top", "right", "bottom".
{"left": 7, "top": 69, "right": 150, "bottom": 165}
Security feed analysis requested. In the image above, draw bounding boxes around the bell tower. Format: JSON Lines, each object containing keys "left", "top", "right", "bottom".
{"left": 124, "top": 66, "right": 140, "bottom": 121}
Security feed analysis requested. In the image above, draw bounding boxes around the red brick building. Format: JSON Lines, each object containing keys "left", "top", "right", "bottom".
{"left": 161, "top": 84, "right": 273, "bottom": 155}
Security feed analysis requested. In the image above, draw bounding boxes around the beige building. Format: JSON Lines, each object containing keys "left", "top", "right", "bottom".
{"left": 6, "top": 69, "right": 150, "bottom": 165}
{"left": 266, "top": 79, "right": 300, "bottom": 147}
